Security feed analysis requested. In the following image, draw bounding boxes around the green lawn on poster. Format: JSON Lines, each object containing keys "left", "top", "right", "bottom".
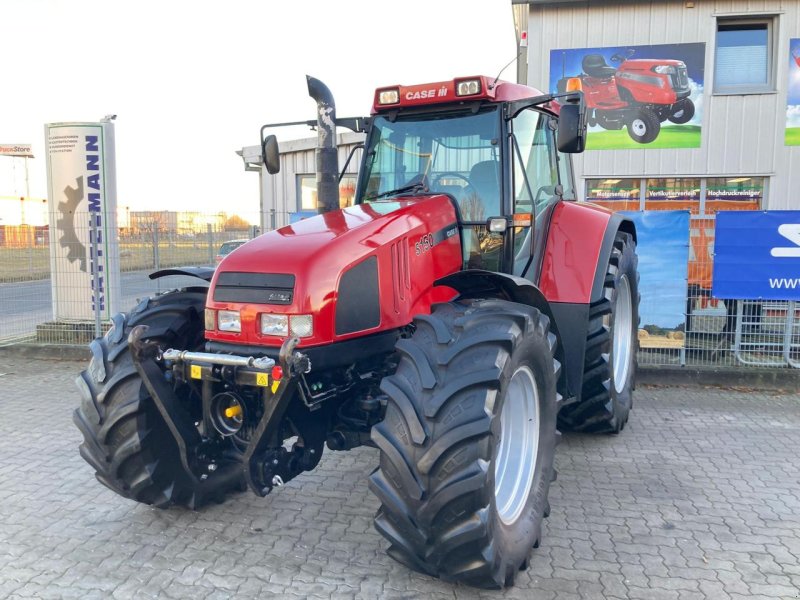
{"left": 586, "top": 125, "right": 702, "bottom": 150}
{"left": 785, "top": 127, "right": 800, "bottom": 146}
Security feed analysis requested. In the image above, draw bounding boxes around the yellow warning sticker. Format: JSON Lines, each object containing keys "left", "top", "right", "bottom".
{"left": 271, "top": 380, "right": 280, "bottom": 394}
{"left": 256, "top": 372, "right": 269, "bottom": 387}
{"left": 190, "top": 365, "right": 201, "bottom": 380}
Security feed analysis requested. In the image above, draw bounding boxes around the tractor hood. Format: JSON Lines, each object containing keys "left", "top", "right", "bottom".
{"left": 206, "top": 195, "right": 462, "bottom": 348}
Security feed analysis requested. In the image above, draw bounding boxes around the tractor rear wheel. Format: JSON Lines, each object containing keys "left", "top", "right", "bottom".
{"left": 73, "top": 288, "right": 244, "bottom": 508}
{"left": 626, "top": 108, "right": 660, "bottom": 143}
{"left": 559, "top": 231, "right": 639, "bottom": 434}
{"left": 370, "top": 299, "right": 560, "bottom": 588}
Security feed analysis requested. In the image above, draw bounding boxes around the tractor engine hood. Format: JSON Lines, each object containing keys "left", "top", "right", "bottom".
{"left": 205, "top": 195, "right": 462, "bottom": 348}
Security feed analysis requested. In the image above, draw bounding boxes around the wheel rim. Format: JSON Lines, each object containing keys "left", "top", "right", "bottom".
{"left": 631, "top": 119, "right": 647, "bottom": 136}
{"left": 494, "top": 366, "right": 540, "bottom": 526}
{"left": 612, "top": 274, "right": 633, "bottom": 394}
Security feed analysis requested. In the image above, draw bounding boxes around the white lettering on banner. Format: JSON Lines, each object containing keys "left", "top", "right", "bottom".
{"left": 770, "top": 224, "right": 800, "bottom": 258}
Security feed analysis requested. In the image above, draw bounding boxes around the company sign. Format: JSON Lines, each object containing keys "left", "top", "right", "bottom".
{"left": 713, "top": 211, "right": 800, "bottom": 300}
{"left": 0, "top": 143, "right": 34, "bottom": 158}
{"left": 45, "top": 122, "right": 120, "bottom": 321}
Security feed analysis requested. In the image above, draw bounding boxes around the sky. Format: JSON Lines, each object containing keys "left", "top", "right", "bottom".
{"left": 0, "top": 0, "right": 517, "bottom": 226}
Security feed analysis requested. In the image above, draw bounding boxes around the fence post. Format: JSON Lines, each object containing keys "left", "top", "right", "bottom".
{"left": 91, "top": 215, "right": 102, "bottom": 339}
{"left": 207, "top": 223, "right": 214, "bottom": 264}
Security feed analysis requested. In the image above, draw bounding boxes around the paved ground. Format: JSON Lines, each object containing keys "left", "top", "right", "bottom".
{"left": 0, "top": 355, "right": 799, "bottom": 600}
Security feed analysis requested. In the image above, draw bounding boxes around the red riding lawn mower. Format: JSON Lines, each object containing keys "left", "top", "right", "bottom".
{"left": 74, "top": 74, "right": 639, "bottom": 589}
{"left": 558, "top": 49, "right": 695, "bottom": 143}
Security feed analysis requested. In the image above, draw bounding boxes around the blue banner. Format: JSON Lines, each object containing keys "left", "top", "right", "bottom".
{"left": 621, "top": 211, "right": 690, "bottom": 348}
{"left": 713, "top": 211, "right": 800, "bottom": 300}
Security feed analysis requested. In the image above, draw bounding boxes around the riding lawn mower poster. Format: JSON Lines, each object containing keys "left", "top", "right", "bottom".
{"left": 786, "top": 38, "right": 800, "bottom": 146}
{"left": 550, "top": 43, "right": 705, "bottom": 150}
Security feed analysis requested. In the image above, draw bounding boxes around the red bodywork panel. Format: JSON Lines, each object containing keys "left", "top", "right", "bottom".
{"left": 206, "top": 196, "right": 461, "bottom": 348}
{"left": 583, "top": 59, "right": 685, "bottom": 109}
{"left": 372, "top": 76, "right": 552, "bottom": 114}
{"left": 539, "top": 202, "right": 612, "bottom": 304}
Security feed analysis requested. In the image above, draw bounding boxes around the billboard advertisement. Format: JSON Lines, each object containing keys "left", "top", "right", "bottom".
{"left": 0, "top": 143, "right": 34, "bottom": 158}
{"left": 45, "top": 122, "right": 120, "bottom": 321}
{"left": 786, "top": 38, "right": 800, "bottom": 146}
{"left": 549, "top": 43, "right": 705, "bottom": 150}
{"left": 713, "top": 211, "right": 800, "bottom": 301}
{"left": 621, "top": 211, "right": 690, "bottom": 349}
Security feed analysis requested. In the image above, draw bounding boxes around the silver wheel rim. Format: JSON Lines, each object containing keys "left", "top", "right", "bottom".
{"left": 494, "top": 366, "right": 540, "bottom": 526}
{"left": 632, "top": 119, "right": 646, "bottom": 136}
{"left": 612, "top": 275, "right": 633, "bottom": 394}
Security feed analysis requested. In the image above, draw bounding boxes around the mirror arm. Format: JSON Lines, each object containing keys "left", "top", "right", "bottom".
{"left": 506, "top": 91, "right": 583, "bottom": 120}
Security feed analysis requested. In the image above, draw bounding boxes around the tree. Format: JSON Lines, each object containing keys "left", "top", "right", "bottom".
{"left": 223, "top": 214, "right": 250, "bottom": 231}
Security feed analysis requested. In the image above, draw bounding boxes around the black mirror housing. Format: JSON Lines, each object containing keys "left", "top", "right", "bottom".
{"left": 557, "top": 103, "right": 587, "bottom": 154}
{"left": 263, "top": 135, "right": 280, "bottom": 174}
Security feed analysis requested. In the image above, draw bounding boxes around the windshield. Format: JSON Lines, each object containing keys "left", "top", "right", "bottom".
{"left": 358, "top": 108, "right": 501, "bottom": 221}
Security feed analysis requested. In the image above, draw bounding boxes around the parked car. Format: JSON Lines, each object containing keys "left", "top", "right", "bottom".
{"left": 215, "top": 239, "right": 248, "bottom": 264}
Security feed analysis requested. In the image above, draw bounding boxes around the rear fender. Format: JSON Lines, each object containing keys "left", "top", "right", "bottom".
{"left": 149, "top": 266, "right": 215, "bottom": 282}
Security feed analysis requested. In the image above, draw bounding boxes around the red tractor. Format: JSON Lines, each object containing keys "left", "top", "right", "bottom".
{"left": 74, "top": 75, "right": 639, "bottom": 588}
{"left": 558, "top": 49, "right": 695, "bottom": 143}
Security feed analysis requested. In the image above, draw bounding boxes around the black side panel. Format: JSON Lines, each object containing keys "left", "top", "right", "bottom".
{"left": 336, "top": 256, "right": 381, "bottom": 336}
{"left": 590, "top": 214, "right": 636, "bottom": 302}
{"left": 549, "top": 302, "right": 590, "bottom": 404}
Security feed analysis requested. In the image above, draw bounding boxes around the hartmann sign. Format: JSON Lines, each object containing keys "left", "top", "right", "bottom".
{"left": 45, "top": 122, "right": 120, "bottom": 321}
{"left": 713, "top": 211, "right": 800, "bottom": 301}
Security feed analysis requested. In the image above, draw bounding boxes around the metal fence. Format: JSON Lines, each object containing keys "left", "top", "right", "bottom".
{"left": 1, "top": 208, "right": 798, "bottom": 370}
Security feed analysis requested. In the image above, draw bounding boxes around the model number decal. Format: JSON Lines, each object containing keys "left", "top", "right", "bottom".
{"left": 415, "top": 234, "right": 434, "bottom": 255}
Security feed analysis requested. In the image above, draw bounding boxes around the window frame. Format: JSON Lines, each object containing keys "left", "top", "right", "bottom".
{"left": 713, "top": 15, "right": 778, "bottom": 96}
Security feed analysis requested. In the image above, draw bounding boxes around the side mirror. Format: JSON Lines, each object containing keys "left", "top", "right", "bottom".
{"left": 557, "top": 103, "right": 587, "bottom": 154}
{"left": 262, "top": 135, "right": 280, "bottom": 174}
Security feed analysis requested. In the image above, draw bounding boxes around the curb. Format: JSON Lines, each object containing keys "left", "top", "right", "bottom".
{"left": 0, "top": 343, "right": 91, "bottom": 362}
{"left": 638, "top": 365, "right": 798, "bottom": 391}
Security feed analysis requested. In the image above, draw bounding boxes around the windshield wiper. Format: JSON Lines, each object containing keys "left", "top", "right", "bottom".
{"left": 368, "top": 181, "right": 429, "bottom": 201}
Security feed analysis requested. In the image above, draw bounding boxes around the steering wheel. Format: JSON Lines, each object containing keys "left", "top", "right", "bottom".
{"left": 432, "top": 172, "right": 478, "bottom": 199}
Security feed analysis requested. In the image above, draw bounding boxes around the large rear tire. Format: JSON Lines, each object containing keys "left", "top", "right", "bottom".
{"left": 369, "top": 299, "right": 560, "bottom": 588}
{"left": 73, "top": 288, "right": 244, "bottom": 509}
{"left": 559, "top": 232, "right": 639, "bottom": 433}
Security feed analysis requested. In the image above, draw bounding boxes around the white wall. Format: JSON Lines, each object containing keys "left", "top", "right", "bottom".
{"left": 526, "top": 0, "right": 800, "bottom": 209}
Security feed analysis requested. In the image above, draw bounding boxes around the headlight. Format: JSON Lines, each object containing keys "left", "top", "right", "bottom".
{"left": 218, "top": 310, "right": 241, "bottom": 332}
{"left": 260, "top": 314, "right": 289, "bottom": 336}
{"left": 653, "top": 65, "right": 676, "bottom": 74}
{"left": 456, "top": 79, "right": 481, "bottom": 96}
{"left": 290, "top": 315, "right": 313, "bottom": 338}
{"left": 205, "top": 308, "right": 216, "bottom": 330}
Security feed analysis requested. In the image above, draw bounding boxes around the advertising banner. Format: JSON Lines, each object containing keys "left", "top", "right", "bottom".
{"left": 786, "top": 38, "right": 800, "bottom": 146}
{"left": 713, "top": 211, "right": 800, "bottom": 301}
{"left": 0, "top": 143, "right": 34, "bottom": 158}
{"left": 621, "top": 211, "right": 690, "bottom": 349}
{"left": 45, "top": 122, "right": 120, "bottom": 321}
{"left": 549, "top": 43, "right": 705, "bottom": 150}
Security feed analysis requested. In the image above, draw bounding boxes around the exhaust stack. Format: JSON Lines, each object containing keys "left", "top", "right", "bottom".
{"left": 306, "top": 76, "right": 340, "bottom": 213}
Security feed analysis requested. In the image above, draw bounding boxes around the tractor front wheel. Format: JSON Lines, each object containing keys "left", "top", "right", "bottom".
{"left": 370, "top": 300, "right": 560, "bottom": 588}
{"left": 668, "top": 98, "right": 695, "bottom": 124}
{"left": 73, "top": 288, "right": 244, "bottom": 508}
{"left": 626, "top": 108, "right": 660, "bottom": 143}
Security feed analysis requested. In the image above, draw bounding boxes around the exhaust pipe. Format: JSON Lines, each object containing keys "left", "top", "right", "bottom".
{"left": 306, "top": 75, "right": 340, "bottom": 213}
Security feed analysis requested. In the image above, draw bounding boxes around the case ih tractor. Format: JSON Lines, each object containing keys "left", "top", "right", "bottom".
{"left": 74, "top": 75, "right": 639, "bottom": 588}
{"left": 558, "top": 49, "right": 694, "bottom": 144}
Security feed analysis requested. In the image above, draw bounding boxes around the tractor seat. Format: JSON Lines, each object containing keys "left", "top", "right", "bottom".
{"left": 582, "top": 54, "right": 617, "bottom": 79}
{"left": 465, "top": 160, "right": 500, "bottom": 219}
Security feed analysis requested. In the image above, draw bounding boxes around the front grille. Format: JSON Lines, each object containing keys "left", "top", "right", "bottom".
{"left": 213, "top": 272, "right": 295, "bottom": 305}
{"left": 671, "top": 67, "right": 690, "bottom": 91}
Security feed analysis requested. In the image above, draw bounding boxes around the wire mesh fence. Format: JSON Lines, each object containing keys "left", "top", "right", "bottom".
{"left": 1, "top": 206, "right": 798, "bottom": 369}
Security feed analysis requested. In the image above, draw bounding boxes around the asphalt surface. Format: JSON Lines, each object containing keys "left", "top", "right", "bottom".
{"left": 0, "top": 271, "right": 208, "bottom": 341}
{"left": 1, "top": 355, "right": 799, "bottom": 599}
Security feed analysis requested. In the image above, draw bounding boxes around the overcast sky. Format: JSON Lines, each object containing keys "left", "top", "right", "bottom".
{"left": 1, "top": 0, "right": 517, "bottom": 224}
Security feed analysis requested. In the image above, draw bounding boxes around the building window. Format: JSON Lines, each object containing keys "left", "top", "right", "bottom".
{"left": 714, "top": 18, "right": 775, "bottom": 94}
{"left": 296, "top": 174, "right": 358, "bottom": 213}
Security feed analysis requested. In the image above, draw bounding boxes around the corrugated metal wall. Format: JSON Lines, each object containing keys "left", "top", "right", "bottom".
{"left": 261, "top": 132, "right": 365, "bottom": 229}
{"left": 526, "top": 0, "right": 800, "bottom": 208}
